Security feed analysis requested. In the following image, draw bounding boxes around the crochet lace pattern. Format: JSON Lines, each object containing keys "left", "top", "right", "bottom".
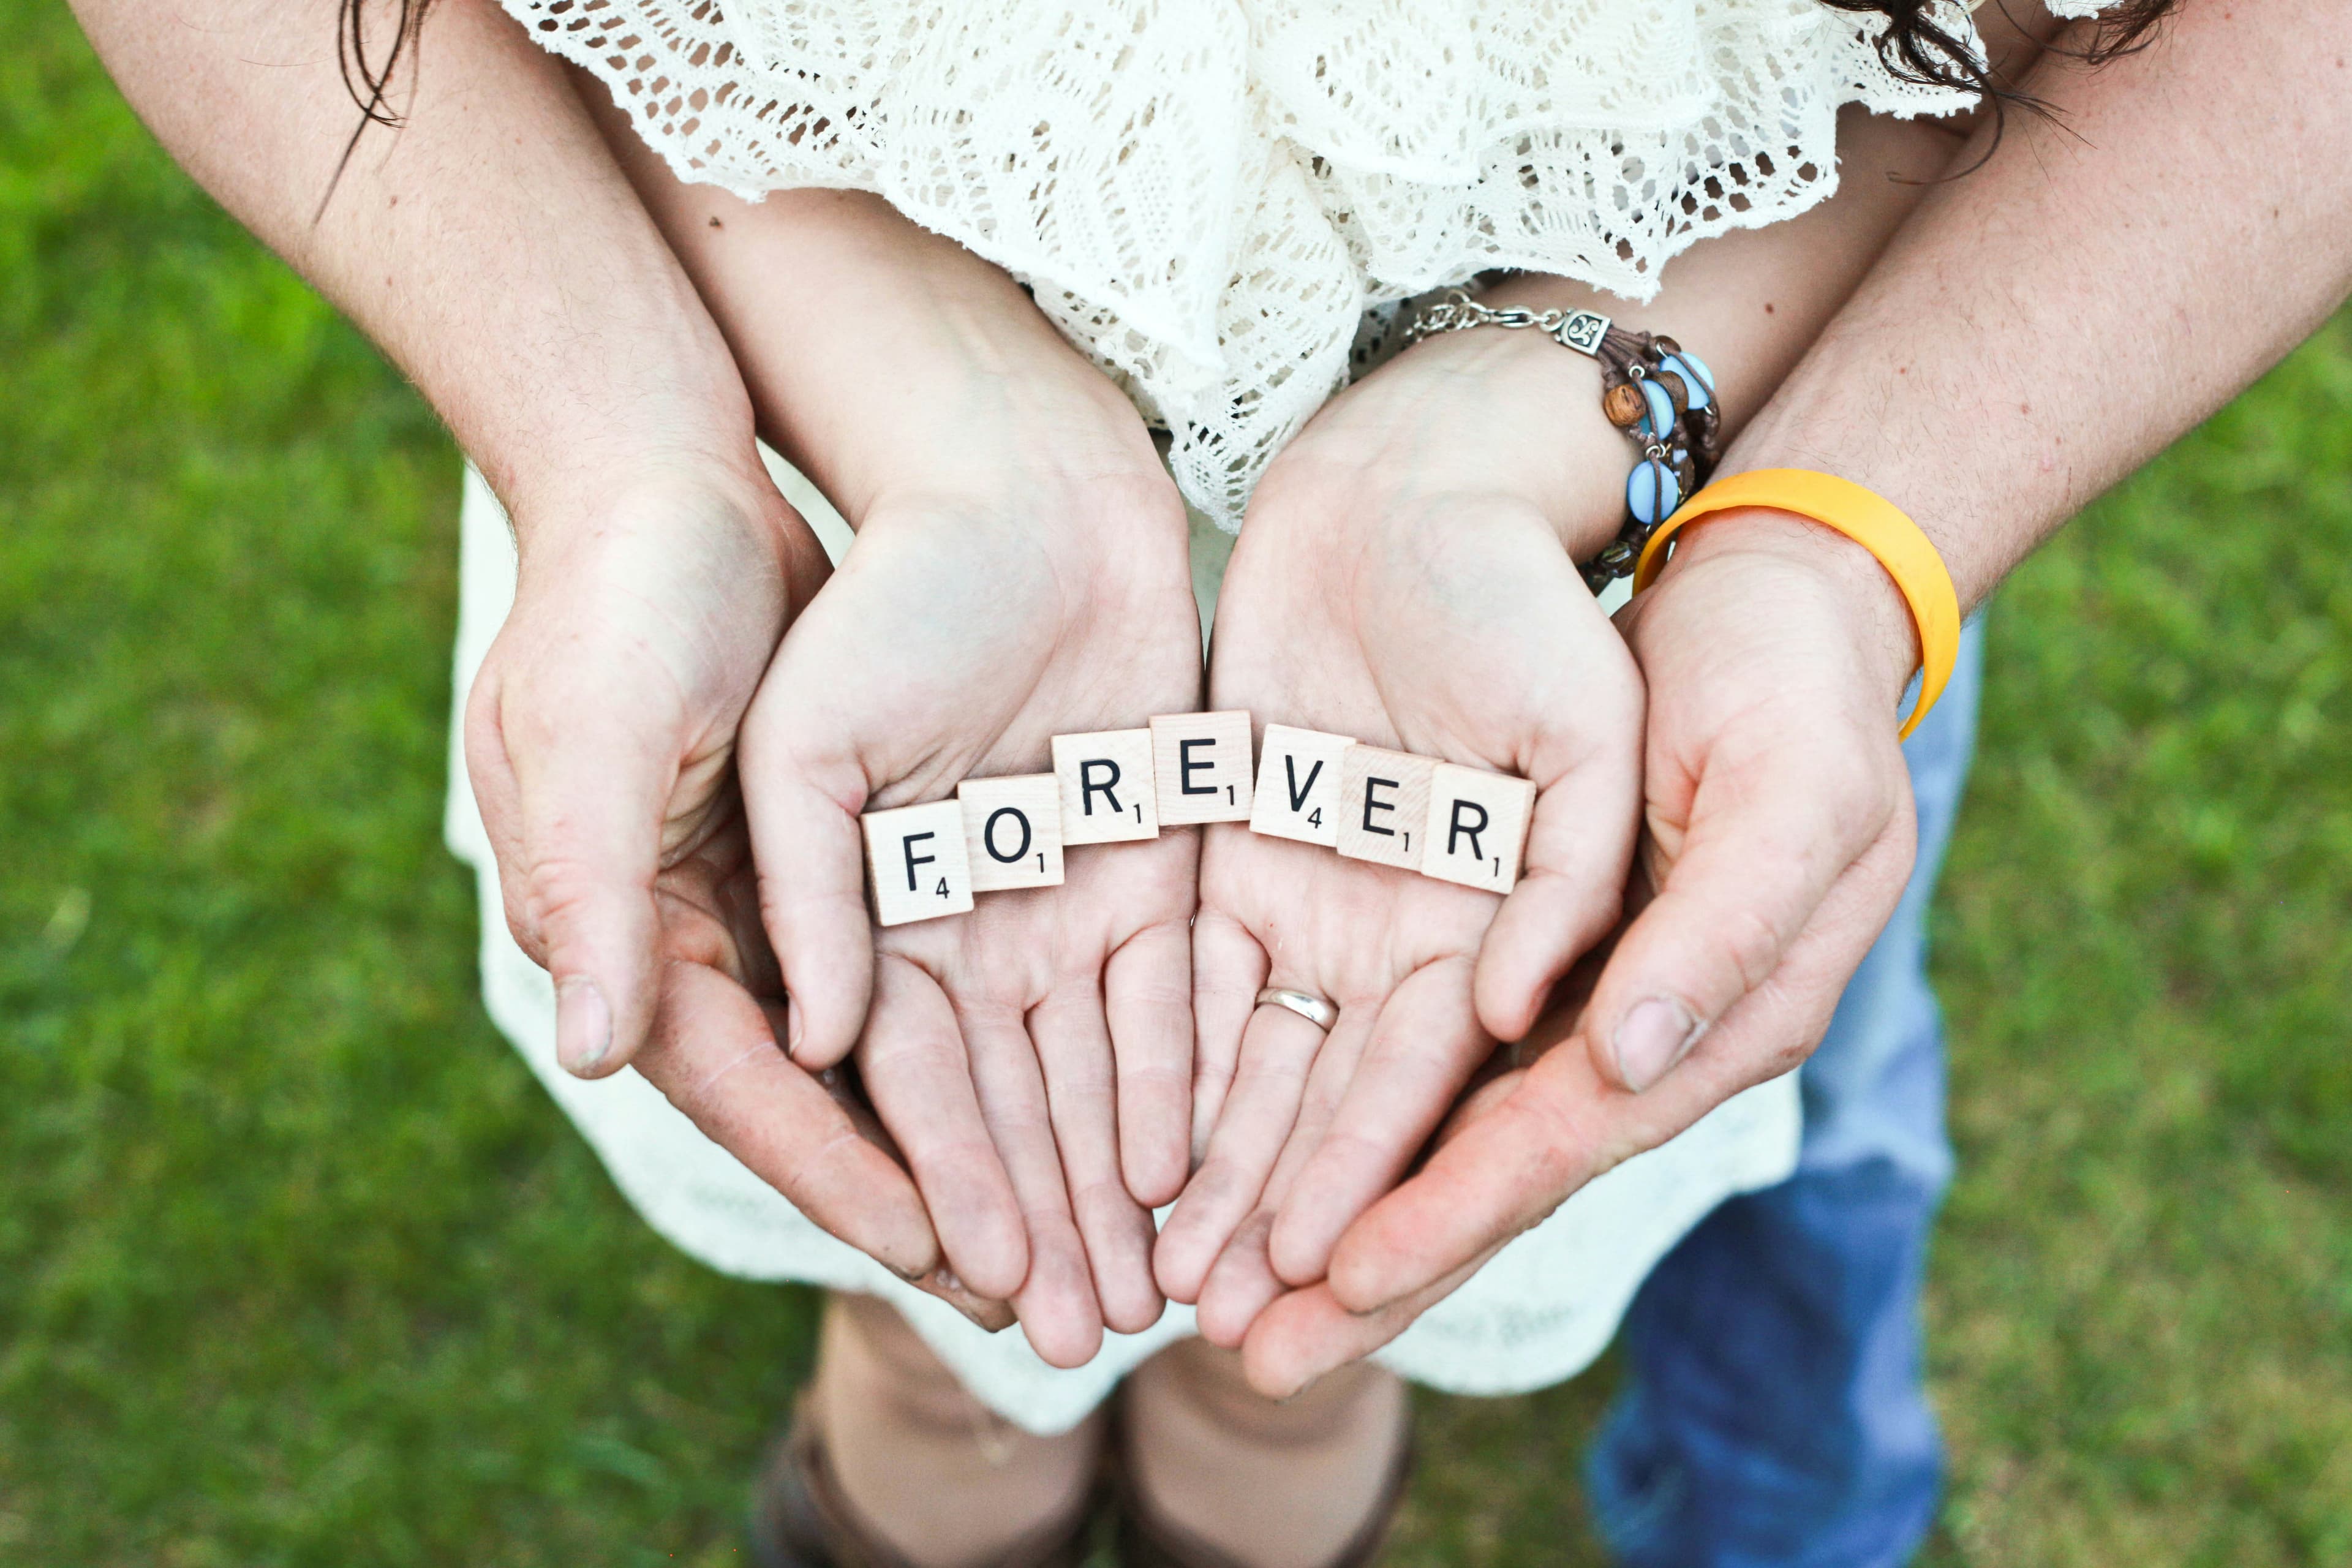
{"left": 500, "top": 0, "right": 2038, "bottom": 528}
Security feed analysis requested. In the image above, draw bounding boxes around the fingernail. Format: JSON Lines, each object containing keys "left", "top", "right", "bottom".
{"left": 785, "top": 997, "right": 807, "bottom": 1062}
{"left": 1613, "top": 997, "right": 1702, "bottom": 1092}
{"left": 1275, "top": 1369, "right": 1323, "bottom": 1403}
{"left": 924, "top": 1268, "right": 1016, "bottom": 1333}
{"left": 556, "top": 976, "right": 612, "bottom": 1076}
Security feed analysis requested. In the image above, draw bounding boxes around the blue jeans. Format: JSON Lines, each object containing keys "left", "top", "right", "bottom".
{"left": 1586, "top": 619, "right": 1987, "bottom": 1568}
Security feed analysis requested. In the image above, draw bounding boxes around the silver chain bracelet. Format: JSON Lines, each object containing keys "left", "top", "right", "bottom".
{"left": 1403, "top": 288, "right": 1721, "bottom": 592}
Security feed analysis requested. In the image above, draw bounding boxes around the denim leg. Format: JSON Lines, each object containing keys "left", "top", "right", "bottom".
{"left": 1586, "top": 619, "right": 1987, "bottom": 1568}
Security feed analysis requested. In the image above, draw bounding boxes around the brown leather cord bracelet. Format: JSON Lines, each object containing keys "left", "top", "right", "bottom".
{"left": 1403, "top": 287, "right": 1722, "bottom": 592}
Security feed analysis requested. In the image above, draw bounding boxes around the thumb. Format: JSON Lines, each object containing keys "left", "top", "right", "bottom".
{"left": 735, "top": 711, "right": 876, "bottom": 1072}
{"left": 466, "top": 650, "right": 674, "bottom": 1079}
{"left": 1586, "top": 733, "right": 1906, "bottom": 1093}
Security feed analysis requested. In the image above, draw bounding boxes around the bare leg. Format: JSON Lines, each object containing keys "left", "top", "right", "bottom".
{"left": 1120, "top": 1338, "right": 1411, "bottom": 1568}
{"left": 811, "top": 1293, "right": 1104, "bottom": 1567}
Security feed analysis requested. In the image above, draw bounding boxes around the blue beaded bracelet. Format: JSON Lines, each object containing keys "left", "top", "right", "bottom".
{"left": 1404, "top": 289, "right": 1722, "bottom": 592}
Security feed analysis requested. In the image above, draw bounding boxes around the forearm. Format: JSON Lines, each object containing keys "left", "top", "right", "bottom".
{"left": 568, "top": 76, "right": 1170, "bottom": 530}
{"left": 1722, "top": 0, "right": 2352, "bottom": 613}
{"left": 69, "top": 0, "right": 763, "bottom": 537}
{"left": 1487, "top": 107, "right": 1974, "bottom": 440}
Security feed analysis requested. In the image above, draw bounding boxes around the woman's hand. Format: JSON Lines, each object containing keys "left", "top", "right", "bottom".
{"left": 1233, "top": 509, "right": 1924, "bottom": 1395}
{"left": 1152, "top": 325, "right": 1646, "bottom": 1344}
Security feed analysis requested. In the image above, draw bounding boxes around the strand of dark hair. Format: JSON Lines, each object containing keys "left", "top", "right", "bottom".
{"left": 1819, "top": 0, "right": 2179, "bottom": 173}
{"left": 317, "top": 0, "right": 435, "bottom": 223}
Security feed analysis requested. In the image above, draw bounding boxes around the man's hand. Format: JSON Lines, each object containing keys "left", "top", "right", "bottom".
{"left": 466, "top": 466, "right": 992, "bottom": 1310}
{"left": 1153, "top": 325, "right": 1646, "bottom": 1346}
{"left": 61, "top": 0, "right": 989, "bottom": 1297}
{"left": 1235, "top": 509, "right": 1923, "bottom": 1395}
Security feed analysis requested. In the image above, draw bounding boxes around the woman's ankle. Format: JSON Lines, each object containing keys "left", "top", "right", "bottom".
{"left": 1119, "top": 1338, "right": 1411, "bottom": 1568}
{"left": 812, "top": 1293, "right": 1102, "bottom": 1568}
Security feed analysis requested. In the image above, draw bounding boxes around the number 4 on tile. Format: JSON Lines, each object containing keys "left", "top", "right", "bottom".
{"left": 861, "top": 799, "right": 976, "bottom": 926}
{"left": 1248, "top": 724, "right": 1352, "bottom": 846}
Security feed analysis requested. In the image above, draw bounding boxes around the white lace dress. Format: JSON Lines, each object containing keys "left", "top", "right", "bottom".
{"left": 447, "top": 462, "right": 1800, "bottom": 1433}
{"left": 492, "top": 0, "right": 2031, "bottom": 529}
{"left": 454, "top": 0, "right": 2047, "bottom": 1431}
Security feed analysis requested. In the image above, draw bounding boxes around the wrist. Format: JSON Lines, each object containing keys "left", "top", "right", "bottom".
{"left": 858, "top": 461, "right": 1193, "bottom": 614}
{"left": 504, "top": 448, "right": 824, "bottom": 616}
{"left": 1659, "top": 506, "right": 1921, "bottom": 701}
{"left": 1271, "top": 323, "right": 1633, "bottom": 563}
{"left": 477, "top": 360, "right": 783, "bottom": 562}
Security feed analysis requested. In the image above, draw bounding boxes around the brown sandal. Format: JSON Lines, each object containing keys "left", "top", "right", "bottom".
{"left": 1110, "top": 1408, "right": 1415, "bottom": 1568}
{"left": 747, "top": 1400, "right": 1100, "bottom": 1568}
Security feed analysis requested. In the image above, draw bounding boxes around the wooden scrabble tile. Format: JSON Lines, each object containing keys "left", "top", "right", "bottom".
{"left": 1052, "top": 728, "right": 1160, "bottom": 844}
{"left": 1422, "top": 763, "right": 1538, "bottom": 894}
{"left": 1150, "top": 710, "right": 1255, "bottom": 826}
{"left": 862, "top": 799, "right": 976, "bottom": 926}
{"left": 957, "top": 774, "right": 1066, "bottom": 892}
{"left": 1248, "top": 724, "right": 1354, "bottom": 846}
{"left": 1335, "top": 745, "right": 1438, "bottom": 870}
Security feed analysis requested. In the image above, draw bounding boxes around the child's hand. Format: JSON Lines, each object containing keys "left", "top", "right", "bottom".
{"left": 743, "top": 482, "right": 1200, "bottom": 1368}
{"left": 1153, "top": 325, "right": 1646, "bottom": 1344}
{"left": 663, "top": 194, "right": 1203, "bottom": 1367}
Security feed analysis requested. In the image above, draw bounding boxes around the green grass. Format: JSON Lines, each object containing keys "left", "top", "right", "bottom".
{"left": 3, "top": 10, "right": 2348, "bottom": 1565}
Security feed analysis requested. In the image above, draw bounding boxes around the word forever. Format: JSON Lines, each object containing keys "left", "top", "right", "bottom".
{"left": 861, "top": 712, "right": 1536, "bottom": 925}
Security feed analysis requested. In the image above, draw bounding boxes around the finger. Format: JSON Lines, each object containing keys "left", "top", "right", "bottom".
{"left": 737, "top": 720, "right": 876, "bottom": 1071}
{"left": 857, "top": 956, "right": 1028, "bottom": 1302}
{"left": 633, "top": 960, "right": 938, "bottom": 1281}
{"left": 1327, "top": 824, "right": 1915, "bottom": 1317}
{"left": 1473, "top": 725, "right": 1643, "bottom": 1044}
{"left": 1153, "top": 1001, "right": 1338, "bottom": 1303}
{"left": 1187, "top": 907, "right": 1268, "bottom": 1166}
{"left": 1269, "top": 957, "right": 1492, "bottom": 1286}
{"left": 1583, "top": 737, "right": 1904, "bottom": 1093}
{"left": 1194, "top": 1210, "right": 1287, "bottom": 1348}
{"left": 766, "top": 1000, "right": 1014, "bottom": 1332}
{"left": 958, "top": 1002, "right": 1106, "bottom": 1369}
{"left": 1239, "top": 1245, "right": 1502, "bottom": 1402}
{"left": 910, "top": 1265, "right": 1019, "bottom": 1333}
{"left": 1028, "top": 987, "right": 1164, "bottom": 1336}
{"left": 466, "top": 654, "right": 670, "bottom": 1079}
{"left": 1193, "top": 1011, "right": 1376, "bottom": 1344}
{"left": 1105, "top": 916, "right": 1196, "bottom": 1208}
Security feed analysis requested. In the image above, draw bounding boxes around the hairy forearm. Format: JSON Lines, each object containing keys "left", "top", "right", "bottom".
{"left": 69, "top": 0, "right": 760, "bottom": 533}
{"left": 1725, "top": 0, "right": 2352, "bottom": 612}
{"left": 1487, "top": 108, "right": 1978, "bottom": 441}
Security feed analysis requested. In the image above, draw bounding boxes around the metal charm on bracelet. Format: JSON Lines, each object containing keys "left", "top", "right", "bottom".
{"left": 1403, "top": 288, "right": 1722, "bottom": 593}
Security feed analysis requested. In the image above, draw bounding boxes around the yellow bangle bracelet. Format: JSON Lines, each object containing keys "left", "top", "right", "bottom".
{"left": 1631, "top": 468, "right": 1961, "bottom": 741}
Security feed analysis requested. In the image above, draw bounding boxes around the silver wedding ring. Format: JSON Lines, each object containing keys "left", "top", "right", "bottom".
{"left": 1256, "top": 986, "right": 1338, "bottom": 1033}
